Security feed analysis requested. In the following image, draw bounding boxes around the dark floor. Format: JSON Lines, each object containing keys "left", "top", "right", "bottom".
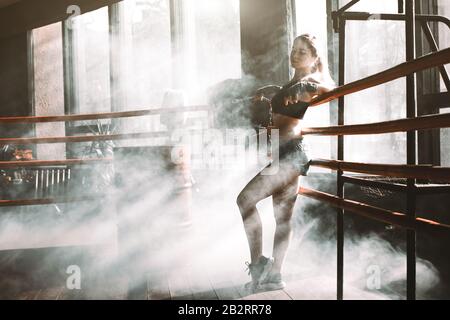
{"left": 3, "top": 241, "right": 447, "bottom": 300}
{"left": 3, "top": 271, "right": 342, "bottom": 300}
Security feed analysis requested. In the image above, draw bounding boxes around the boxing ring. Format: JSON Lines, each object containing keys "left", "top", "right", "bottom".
{"left": 0, "top": 105, "right": 211, "bottom": 209}
{"left": 0, "top": 0, "right": 449, "bottom": 300}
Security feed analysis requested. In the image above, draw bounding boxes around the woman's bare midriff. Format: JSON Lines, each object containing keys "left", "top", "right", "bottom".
{"left": 273, "top": 113, "right": 301, "bottom": 141}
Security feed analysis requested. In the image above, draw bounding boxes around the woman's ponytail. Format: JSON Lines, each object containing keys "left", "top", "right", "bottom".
{"left": 314, "top": 56, "right": 323, "bottom": 74}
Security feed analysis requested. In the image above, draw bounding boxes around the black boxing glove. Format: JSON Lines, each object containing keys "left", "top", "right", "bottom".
{"left": 285, "top": 81, "right": 318, "bottom": 97}
{"left": 270, "top": 81, "right": 313, "bottom": 119}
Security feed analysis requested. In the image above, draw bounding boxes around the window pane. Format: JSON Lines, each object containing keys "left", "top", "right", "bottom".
{"left": 441, "top": 108, "right": 450, "bottom": 166}
{"left": 33, "top": 22, "right": 66, "bottom": 160}
{"left": 438, "top": 1, "right": 450, "bottom": 92}
{"left": 123, "top": 0, "right": 172, "bottom": 109}
{"left": 339, "top": 1, "right": 406, "bottom": 164}
{"left": 438, "top": 2, "right": 450, "bottom": 166}
{"left": 185, "top": 0, "right": 242, "bottom": 104}
{"left": 116, "top": 0, "right": 172, "bottom": 143}
{"left": 119, "top": 0, "right": 241, "bottom": 142}
{"left": 72, "top": 7, "right": 111, "bottom": 114}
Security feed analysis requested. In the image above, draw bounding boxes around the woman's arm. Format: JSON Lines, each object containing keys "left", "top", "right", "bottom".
{"left": 301, "top": 74, "right": 335, "bottom": 94}
{"left": 316, "top": 82, "right": 335, "bottom": 96}
{"left": 286, "top": 75, "right": 335, "bottom": 104}
{"left": 283, "top": 79, "right": 335, "bottom": 106}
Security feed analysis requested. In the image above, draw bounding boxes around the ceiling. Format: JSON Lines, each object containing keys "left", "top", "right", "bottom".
{"left": 0, "top": 0, "right": 21, "bottom": 9}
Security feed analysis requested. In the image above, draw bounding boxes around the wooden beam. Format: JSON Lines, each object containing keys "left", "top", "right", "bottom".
{"left": 0, "top": 131, "right": 168, "bottom": 145}
{"left": 342, "top": 175, "right": 407, "bottom": 192}
{"left": 310, "top": 158, "right": 450, "bottom": 182}
{"left": 0, "top": 158, "right": 112, "bottom": 168}
{"left": 301, "top": 113, "right": 450, "bottom": 136}
{"left": 298, "top": 187, "right": 450, "bottom": 235}
{"left": 0, "top": 196, "right": 104, "bottom": 207}
{"left": 0, "top": 105, "right": 211, "bottom": 123}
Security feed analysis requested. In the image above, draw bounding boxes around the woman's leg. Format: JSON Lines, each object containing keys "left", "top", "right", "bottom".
{"left": 271, "top": 172, "right": 299, "bottom": 275}
{"left": 237, "top": 165, "right": 299, "bottom": 264}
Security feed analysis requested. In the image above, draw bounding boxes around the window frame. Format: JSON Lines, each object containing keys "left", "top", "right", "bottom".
{"left": 325, "top": 0, "right": 449, "bottom": 166}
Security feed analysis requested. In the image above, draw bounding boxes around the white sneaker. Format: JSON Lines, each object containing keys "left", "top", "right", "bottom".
{"left": 258, "top": 272, "right": 286, "bottom": 291}
{"left": 244, "top": 256, "right": 274, "bottom": 292}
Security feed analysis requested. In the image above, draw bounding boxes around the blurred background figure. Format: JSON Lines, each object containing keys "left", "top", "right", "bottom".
{"left": 160, "top": 89, "right": 187, "bottom": 132}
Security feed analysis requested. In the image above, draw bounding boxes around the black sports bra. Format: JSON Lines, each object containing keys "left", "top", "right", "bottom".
{"left": 270, "top": 81, "right": 316, "bottom": 120}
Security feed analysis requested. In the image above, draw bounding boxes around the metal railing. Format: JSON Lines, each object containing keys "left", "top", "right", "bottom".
{"left": 299, "top": 0, "right": 450, "bottom": 300}
{"left": 0, "top": 105, "right": 212, "bottom": 206}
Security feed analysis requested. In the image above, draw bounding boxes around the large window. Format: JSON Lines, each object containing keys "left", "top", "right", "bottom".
{"left": 32, "top": 22, "right": 65, "bottom": 160}
{"left": 339, "top": 0, "right": 407, "bottom": 165}
{"left": 438, "top": 1, "right": 450, "bottom": 166}
{"left": 117, "top": 0, "right": 241, "bottom": 138}
{"left": 31, "top": 0, "right": 242, "bottom": 151}
{"left": 441, "top": 109, "right": 450, "bottom": 166}
{"left": 122, "top": 0, "right": 172, "bottom": 109}
{"left": 439, "top": 1, "right": 450, "bottom": 92}
{"left": 116, "top": 0, "right": 172, "bottom": 138}
{"left": 182, "top": 0, "right": 241, "bottom": 105}
{"left": 295, "top": 1, "right": 406, "bottom": 167}
{"left": 70, "top": 7, "right": 111, "bottom": 115}
{"left": 121, "top": 0, "right": 241, "bottom": 109}
{"left": 62, "top": 7, "right": 111, "bottom": 157}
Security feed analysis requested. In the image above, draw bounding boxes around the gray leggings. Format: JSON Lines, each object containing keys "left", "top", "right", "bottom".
{"left": 236, "top": 161, "right": 300, "bottom": 221}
